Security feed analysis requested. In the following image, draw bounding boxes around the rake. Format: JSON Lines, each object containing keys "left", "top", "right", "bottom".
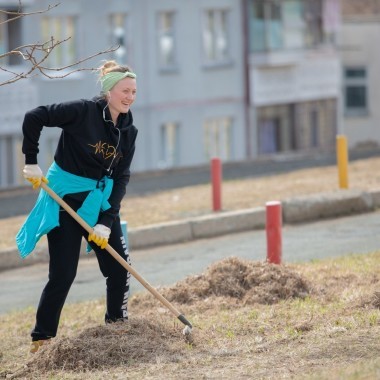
{"left": 40, "top": 182, "right": 193, "bottom": 336}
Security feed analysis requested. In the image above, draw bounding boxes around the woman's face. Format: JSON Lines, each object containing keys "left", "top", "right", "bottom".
{"left": 108, "top": 77, "right": 137, "bottom": 117}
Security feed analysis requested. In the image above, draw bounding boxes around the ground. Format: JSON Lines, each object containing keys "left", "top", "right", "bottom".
{"left": 0, "top": 156, "right": 380, "bottom": 379}
{"left": 0, "top": 254, "right": 379, "bottom": 379}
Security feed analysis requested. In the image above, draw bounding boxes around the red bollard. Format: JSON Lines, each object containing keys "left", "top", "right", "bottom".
{"left": 211, "top": 157, "right": 222, "bottom": 211}
{"left": 266, "top": 201, "right": 282, "bottom": 264}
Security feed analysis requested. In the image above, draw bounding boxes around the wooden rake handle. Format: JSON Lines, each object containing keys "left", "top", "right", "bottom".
{"left": 40, "top": 182, "right": 192, "bottom": 330}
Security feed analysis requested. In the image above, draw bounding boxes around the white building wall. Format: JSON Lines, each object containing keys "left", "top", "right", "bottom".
{"left": 0, "top": 0, "right": 344, "bottom": 189}
{"left": 340, "top": 19, "right": 380, "bottom": 148}
{"left": 0, "top": 77, "right": 39, "bottom": 187}
{"left": 247, "top": 47, "right": 341, "bottom": 156}
{"left": 251, "top": 51, "right": 341, "bottom": 107}
{"left": 128, "top": 0, "right": 246, "bottom": 170}
{"left": 16, "top": 0, "right": 246, "bottom": 175}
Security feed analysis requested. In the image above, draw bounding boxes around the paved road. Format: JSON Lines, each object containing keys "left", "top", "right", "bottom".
{"left": 1, "top": 149, "right": 379, "bottom": 218}
{"left": 1, "top": 210, "right": 379, "bottom": 315}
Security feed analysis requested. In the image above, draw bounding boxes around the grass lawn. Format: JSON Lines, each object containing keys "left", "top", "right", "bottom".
{"left": 1, "top": 251, "right": 379, "bottom": 379}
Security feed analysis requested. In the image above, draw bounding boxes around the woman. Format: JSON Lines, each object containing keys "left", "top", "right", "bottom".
{"left": 16, "top": 60, "right": 138, "bottom": 353}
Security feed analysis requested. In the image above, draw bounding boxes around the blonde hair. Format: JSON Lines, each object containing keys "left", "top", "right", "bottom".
{"left": 98, "top": 60, "right": 133, "bottom": 78}
{"left": 98, "top": 60, "right": 136, "bottom": 94}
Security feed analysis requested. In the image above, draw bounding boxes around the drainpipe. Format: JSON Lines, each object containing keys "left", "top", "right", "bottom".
{"left": 241, "top": 0, "right": 252, "bottom": 159}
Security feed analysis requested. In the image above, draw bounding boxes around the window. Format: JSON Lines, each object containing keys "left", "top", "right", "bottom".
{"left": 283, "top": 0, "right": 305, "bottom": 49}
{"left": 202, "top": 9, "right": 230, "bottom": 64}
{"left": 46, "top": 137, "right": 58, "bottom": 166}
{"left": 0, "top": 135, "right": 23, "bottom": 188}
{"left": 5, "top": 136, "right": 13, "bottom": 184}
{"left": 247, "top": 0, "right": 323, "bottom": 52}
{"left": 109, "top": 14, "right": 128, "bottom": 64}
{"left": 249, "top": 0, "right": 282, "bottom": 51}
{"left": 257, "top": 104, "right": 295, "bottom": 153}
{"left": 310, "top": 109, "right": 319, "bottom": 148}
{"left": 157, "top": 11, "right": 177, "bottom": 69}
{"left": 15, "top": 138, "right": 24, "bottom": 185}
{"left": 304, "top": 0, "right": 323, "bottom": 47}
{"left": 159, "top": 122, "right": 180, "bottom": 168}
{"left": 203, "top": 117, "right": 232, "bottom": 160}
{"left": 258, "top": 118, "right": 281, "bottom": 154}
{"left": 41, "top": 16, "right": 77, "bottom": 68}
{"left": 0, "top": 8, "right": 22, "bottom": 66}
{"left": 344, "top": 67, "right": 368, "bottom": 116}
{"left": 0, "top": 14, "right": 5, "bottom": 58}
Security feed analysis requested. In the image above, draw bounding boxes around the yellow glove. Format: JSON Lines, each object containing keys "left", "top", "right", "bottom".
{"left": 88, "top": 224, "right": 111, "bottom": 249}
{"left": 23, "top": 164, "right": 48, "bottom": 189}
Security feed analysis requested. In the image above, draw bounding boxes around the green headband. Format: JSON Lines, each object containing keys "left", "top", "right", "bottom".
{"left": 100, "top": 71, "right": 137, "bottom": 92}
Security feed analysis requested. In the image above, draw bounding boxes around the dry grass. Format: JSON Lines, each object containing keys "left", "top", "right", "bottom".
{"left": 1, "top": 156, "right": 380, "bottom": 250}
{"left": 132, "top": 257, "right": 310, "bottom": 306}
{"left": 0, "top": 252, "right": 379, "bottom": 379}
{"left": 1, "top": 156, "right": 380, "bottom": 379}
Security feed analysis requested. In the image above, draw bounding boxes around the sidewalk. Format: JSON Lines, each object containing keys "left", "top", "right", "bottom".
{"left": 1, "top": 187, "right": 380, "bottom": 272}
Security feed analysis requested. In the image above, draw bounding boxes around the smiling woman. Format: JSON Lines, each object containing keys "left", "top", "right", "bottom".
{"left": 15, "top": 59, "right": 139, "bottom": 353}
{"left": 99, "top": 62, "right": 137, "bottom": 124}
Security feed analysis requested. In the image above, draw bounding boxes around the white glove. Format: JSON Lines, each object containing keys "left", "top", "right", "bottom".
{"left": 88, "top": 224, "right": 111, "bottom": 249}
{"left": 23, "top": 164, "right": 48, "bottom": 189}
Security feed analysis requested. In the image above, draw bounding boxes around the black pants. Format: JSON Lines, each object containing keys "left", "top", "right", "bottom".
{"left": 31, "top": 198, "right": 131, "bottom": 341}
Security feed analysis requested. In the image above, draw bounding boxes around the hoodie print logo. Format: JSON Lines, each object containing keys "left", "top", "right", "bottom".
{"left": 88, "top": 141, "right": 118, "bottom": 160}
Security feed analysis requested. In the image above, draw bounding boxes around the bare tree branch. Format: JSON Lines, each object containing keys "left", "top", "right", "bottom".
{"left": 0, "top": 3, "right": 60, "bottom": 25}
{"left": 0, "top": 37, "right": 119, "bottom": 85}
{"left": 37, "top": 46, "right": 120, "bottom": 76}
{"left": 0, "top": 2, "right": 121, "bottom": 86}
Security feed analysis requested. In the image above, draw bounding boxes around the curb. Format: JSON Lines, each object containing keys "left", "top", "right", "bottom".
{"left": 282, "top": 189, "right": 378, "bottom": 223}
{"left": 2, "top": 188, "right": 380, "bottom": 272}
{"left": 129, "top": 207, "right": 266, "bottom": 249}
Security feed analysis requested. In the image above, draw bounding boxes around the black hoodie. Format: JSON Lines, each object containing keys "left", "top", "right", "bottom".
{"left": 22, "top": 96, "right": 138, "bottom": 228}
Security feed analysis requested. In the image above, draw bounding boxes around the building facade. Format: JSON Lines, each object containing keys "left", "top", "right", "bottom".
{"left": 340, "top": 0, "right": 380, "bottom": 149}
{"left": 245, "top": 0, "right": 341, "bottom": 157}
{"left": 0, "top": 0, "right": 342, "bottom": 189}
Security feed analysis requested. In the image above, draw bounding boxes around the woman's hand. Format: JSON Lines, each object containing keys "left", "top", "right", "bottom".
{"left": 23, "top": 164, "right": 48, "bottom": 189}
{"left": 88, "top": 224, "right": 111, "bottom": 249}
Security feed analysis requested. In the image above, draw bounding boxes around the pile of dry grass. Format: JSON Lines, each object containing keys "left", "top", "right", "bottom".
{"left": 20, "top": 257, "right": 310, "bottom": 376}
{"left": 372, "top": 291, "right": 380, "bottom": 308}
{"left": 26, "top": 318, "right": 185, "bottom": 374}
{"left": 132, "top": 256, "right": 310, "bottom": 307}
{"left": 359, "top": 290, "right": 380, "bottom": 309}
